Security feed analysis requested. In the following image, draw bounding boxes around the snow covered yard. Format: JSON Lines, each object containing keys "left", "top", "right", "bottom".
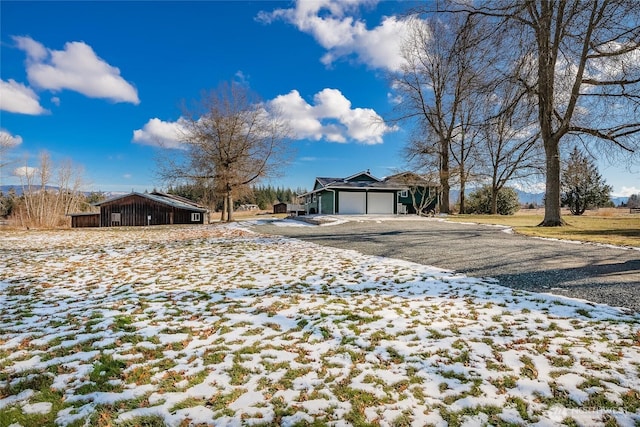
{"left": 1, "top": 224, "right": 639, "bottom": 427}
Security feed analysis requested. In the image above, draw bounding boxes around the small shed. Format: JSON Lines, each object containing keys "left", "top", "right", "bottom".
{"left": 76, "top": 191, "right": 209, "bottom": 227}
{"left": 273, "top": 203, "right": 305, "bottom": 216}
{"left": 69, "top": 212, "right": 100, "bottom": 228}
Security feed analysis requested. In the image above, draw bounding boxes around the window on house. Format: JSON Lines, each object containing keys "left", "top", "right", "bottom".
{"left": 400, "top": 190, "right": 408, "bottom": 198}
{"left": 191, "top": 212, "right": 201, "bottom": 222}
{"left": 312, "top": 193, "right": 316, "bottom": 202}
{"left": 111, "top": 213, "right": 121, "bottom": 223}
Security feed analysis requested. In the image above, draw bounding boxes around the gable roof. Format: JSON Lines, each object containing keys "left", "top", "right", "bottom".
{"left": 385, "top": 172, "right": 440, "bottom": 187}
{"left": 94, "top": 192, "right": 208, "bottom": 212}
{"left": 343, "top": 170, "right": 381, "bottom": 182}
{"left": 304, "top": 170, "right": 406, "bottom": 195}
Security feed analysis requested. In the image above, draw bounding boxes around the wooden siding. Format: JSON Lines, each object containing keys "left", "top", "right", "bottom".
{"left": 99, "top": 194, "right": 205, "bottom": 227}
{"left": 70, "top": 213, "right": 100, "bottom": 228}
{"left": 273, "top": 203, "right": 287, "bottom": 214}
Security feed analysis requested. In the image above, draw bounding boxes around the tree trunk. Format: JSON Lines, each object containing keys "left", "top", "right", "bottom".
{"left": 226, "top": 191, "right": 233, "bottom": 222}
{"left": 459, "top": 180, "right": 466, "bottom": 214}
{"left": 440, "top": 140, "right": 450, "bottom": 214}
{"left": 491, "top": 188, "right": 498, "bottom": 215}
{"left": 220, "top": 197, "right": 227, "bottom": 222}
{"left": 540, "top": 141, "right": 564, "bottom": 226}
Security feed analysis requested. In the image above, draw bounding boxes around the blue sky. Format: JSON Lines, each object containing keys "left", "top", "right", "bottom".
{"left": 1, "top": 1, "right": 638, "bottom": 197}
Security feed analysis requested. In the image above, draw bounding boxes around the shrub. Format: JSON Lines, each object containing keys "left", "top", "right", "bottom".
{"left": 466, "top": 186, "right": 520, "bottom": 215}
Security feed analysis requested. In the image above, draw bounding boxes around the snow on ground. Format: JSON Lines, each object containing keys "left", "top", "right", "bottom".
{"left": 1, "top": 224, "right": 639, "bottom": 426}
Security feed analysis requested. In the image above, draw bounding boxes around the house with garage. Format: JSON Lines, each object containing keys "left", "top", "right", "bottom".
{"left": 301, "top": 170, "right": 426, "bottom": 215}
{"left": 302, "top": 170, "right": 440, "bottom": 215}
{"left": 70, "top": 191, "right": 209, "bottom": 227}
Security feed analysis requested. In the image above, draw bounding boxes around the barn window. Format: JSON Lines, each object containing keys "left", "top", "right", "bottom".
{"left": 400, "top": 190, "right": 408, "bottom": 198}
{"left": 191, "top": 212, "right": 201, "bottom": 222}
{"left": 111, "top": 213, "right": 121, "bottom": 223}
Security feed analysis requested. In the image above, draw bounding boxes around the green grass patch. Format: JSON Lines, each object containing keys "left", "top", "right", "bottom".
{"left": 0, "top": 374, "right": 65, "bottom": 427}
{"left": 113, "top": 315, "right": 136, "bottom": 332}
{"left": 447, "top": 213, "right": 640, "bottom": 247}
{"left": 438, "top": 405, "right": 502, "bottom": 427}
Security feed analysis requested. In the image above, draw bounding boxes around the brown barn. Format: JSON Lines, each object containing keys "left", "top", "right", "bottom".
{"left": 70, "top": 191, "right": 208, "bottom": 227}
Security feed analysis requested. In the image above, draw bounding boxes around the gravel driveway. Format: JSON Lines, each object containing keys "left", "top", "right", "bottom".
{"left": 251, "top": 217, "right": 640, "bottom": 313}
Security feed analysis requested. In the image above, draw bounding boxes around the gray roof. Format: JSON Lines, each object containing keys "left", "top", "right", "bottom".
{"left": 316, "top": 177, "right": 344, "bottom": 186}
{"left": 95, "top": 192, "right": 208, "bottom": 212}
{"left": 303, "top": 177, "right": 406, "bottom": 196}
{"left": 322, "top": 181, "right": 406, "bottom": 190}
{"left": 384, "top": 172, "right": 440, "bottom": 187}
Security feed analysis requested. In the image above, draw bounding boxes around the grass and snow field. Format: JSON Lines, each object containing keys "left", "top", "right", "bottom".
{"left": 1, "top": 224, "right": 639, "bottom": 427}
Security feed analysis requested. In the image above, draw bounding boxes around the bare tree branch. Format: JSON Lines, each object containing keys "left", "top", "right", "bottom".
{"left": 157, "top": 82, "right": 293, "bottom": 221}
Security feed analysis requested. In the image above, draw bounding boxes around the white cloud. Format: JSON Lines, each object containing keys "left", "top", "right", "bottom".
{"left": 13, "top": 36, "right": 139, "bottom": 105}
{"left": 132, "top": 118, "right": 187, "bottom": 149}
{"left": 270, "top": 90, "right": 324, "bottom": 140}
{"left": 588, "top": 41, "right": 640, "bottom": 83}
{"left": 0, "top": 129, "right": 23, "bottom": 147}
{"left": 612, "top": 186, "right": 640, "bottom": 198}
{"left": 135, "top": 88, "right": 395, "bottom": 149}
{"left": 234, "top": 70, "right": 250, "bottom": 86}
{"left": 387, "top": 91, "right": 403, "bottom": 105}
{"left": 270, "top": 88, "right": 395, "bottom": 144}
{"left": 13, "top": 165, "right": 38, "bottom": 178}
{"left": 0, "top": 79, "right": 48, "bottom": 115}
{"left": 14, "top": 35, "right": 47, "bottom": 60}
{"left": 257, "top": 1, "right": 410, "bottom": 71}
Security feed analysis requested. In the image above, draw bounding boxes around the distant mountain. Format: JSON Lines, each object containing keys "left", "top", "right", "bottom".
{"left": 1, "top": 185, "right": 25, "bottom": 195}
{"left": 611, "top": 196, "right": 630, "bottom": 206}
{"left": 515, "top": 190, "right": 545, "bottom": 205}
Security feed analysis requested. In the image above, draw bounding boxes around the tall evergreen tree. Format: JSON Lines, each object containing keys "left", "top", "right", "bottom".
{"left": 561, "top": 147, "right": 612, "bottom": 215}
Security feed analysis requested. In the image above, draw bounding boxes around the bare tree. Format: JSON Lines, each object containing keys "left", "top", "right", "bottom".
{"left": 0, "top": 132, "right": 20, "bottom": 215}
{"left": 388, "top": 171, "right": 439, "bottom": 215}
{"left": 444, "top": 0, "right": 640, "bottom": 225}
{"left": 1, "top": 132, "right": 20, "bottom": 178}
{"left": 394, "top": 13, "right": 487, "bottom": 213}
{"left": 477, "top": 79, "right": 543, "bottom": 214}
{"left": 12, "top": 151, "right": 85, "bottom": 228}
{"left": 450, "top": 94, "right": 484, "bottom": 213}
{"left": 159, "top": 82, "right": 292, "bottom": 222}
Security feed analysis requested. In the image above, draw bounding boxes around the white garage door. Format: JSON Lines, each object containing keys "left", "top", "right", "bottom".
{"left": 339, "top": 192, "right": 366, "bottom": 214}
{"left": 368, "top": 192, "right": 394, "bottom": 214}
